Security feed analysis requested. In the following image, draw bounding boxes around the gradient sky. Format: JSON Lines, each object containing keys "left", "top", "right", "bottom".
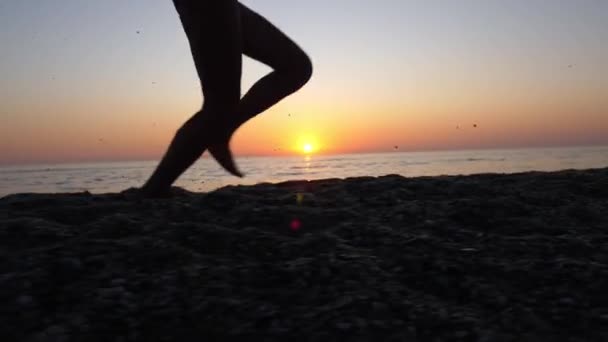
{"left": 1, "top": 0, "right": 607, "bottom": 164}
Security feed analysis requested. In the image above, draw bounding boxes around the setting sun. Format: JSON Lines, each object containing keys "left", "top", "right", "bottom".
{"left": 295, "top": 134, "right": 320, "bottom": 155}
{"left": 303, "top": 143, "right": 313, "bottom": 154}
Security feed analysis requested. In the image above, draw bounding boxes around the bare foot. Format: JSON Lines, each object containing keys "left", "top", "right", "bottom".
{"left": 141, "top": 109, "right": 236, "bottom": 196}
{"left": 207, "top": 114, "right": 245, "bottom": 178}
{"left": 209, "top": 140, "right": 244, "bottom": 178}
{"left": 184, "top": 112, "right": 243, "bottom": 178}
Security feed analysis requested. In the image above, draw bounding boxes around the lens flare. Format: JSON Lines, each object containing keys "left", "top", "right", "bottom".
{"left": 296, "top": 193, "right": 304, "bottom": 205}
{"left": 290, "top": 219, "right": 302, "bottom": 231}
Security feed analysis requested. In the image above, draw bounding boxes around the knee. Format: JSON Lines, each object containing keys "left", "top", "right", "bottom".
{"left": 294, "top": 52, "right": 313, "bottom": 88}
{"left": 282, "top": 51, "right": 313, "bottom": 92}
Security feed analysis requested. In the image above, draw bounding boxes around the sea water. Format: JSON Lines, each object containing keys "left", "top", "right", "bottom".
{"left": 1, "top": 146, "right": 607, "bottom": 197}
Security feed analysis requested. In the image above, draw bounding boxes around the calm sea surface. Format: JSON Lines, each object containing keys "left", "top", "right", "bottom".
{"left": 1, "top": 146, "right": 607, "bottom": 197}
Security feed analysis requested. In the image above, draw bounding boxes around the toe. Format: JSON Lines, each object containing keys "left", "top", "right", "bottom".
{"left": 209, "top": 143, "right": 244, "bottom": 178}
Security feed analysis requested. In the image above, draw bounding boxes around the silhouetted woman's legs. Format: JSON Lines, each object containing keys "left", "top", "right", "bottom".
{"left": 208, "top": 4, "right": 313, "bottom": 170}
{"left": 142, "top": 0, "right": 242, "bottom": 196}
{"left": 142, "top": 1, "right": 312, "bottom": 196}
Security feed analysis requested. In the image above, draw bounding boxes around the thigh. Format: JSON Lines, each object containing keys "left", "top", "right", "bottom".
{"left": 174, "top": 0, "right": 242, "bottom": 106}
{"left": 239, "top": 3, "right": 307, "bottom": 70}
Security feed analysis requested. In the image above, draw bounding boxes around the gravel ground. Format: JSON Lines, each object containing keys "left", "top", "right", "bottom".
{"left": 1, "top": 168, "right": 607, "bottom": 341}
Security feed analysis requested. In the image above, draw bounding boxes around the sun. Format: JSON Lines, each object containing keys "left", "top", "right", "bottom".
{"left": 303, "top": 143, "right": 313, "bottom": 154}
{"left": 294, "top": 134, "right": 320, "bottom": 155}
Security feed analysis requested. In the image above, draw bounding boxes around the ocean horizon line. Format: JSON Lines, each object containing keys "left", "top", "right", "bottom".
{"left": 2, "top": 145, "right": 607, "bottom": 197}
{"left": 1, "top": 143, "right": 607, "bottom": 169}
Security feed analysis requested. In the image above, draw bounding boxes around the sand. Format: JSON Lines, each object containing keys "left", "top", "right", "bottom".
{"left": 1, "top": 168, "right": 607, "bottom": 341}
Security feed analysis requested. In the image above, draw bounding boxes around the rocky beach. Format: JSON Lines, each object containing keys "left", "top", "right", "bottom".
{"left": 1, "top": 168, "right": 607, "bottom": 341}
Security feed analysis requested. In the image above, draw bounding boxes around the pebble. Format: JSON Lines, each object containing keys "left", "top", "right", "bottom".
{"left": 58, "top": 257, "right": 83, "bottom": 272}
{"left": 454, "top": 330, "right": 469, "bottom": 338}
{"left": 559, "top": 297, "right": 576, "bottom": 305}
{"left": 371, "top": 320, "right": 387, "bottom": 328}
{"left": 354, "top": 317, "right": 368, "bottom": 328}
{"left": 16, "top": 294, "right": 34, "bottom": 307}
{"left": 69, "top": 315, "right": 87, "bottom": 328}
{"left": 111, "top": 278, "right": 127, "bottom": 286}
{"left": 98, "top": 286, "right": 126, "bottom": 298}
{"left": 44, "top": 325, "right": 67, "bottom": 341}
{"left": 269, "top": 319, "right": 288, "bottom": 334}
{"left": 372, "top": 301, "right": 388, "bottom": 313}
{"left": 320, "top": 267, "right": 332, "bottom": 279}
{"left": 335, "top": 321, "right": 351, "bottom": 330}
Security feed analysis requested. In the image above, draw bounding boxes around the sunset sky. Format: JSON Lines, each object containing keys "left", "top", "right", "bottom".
{"left": 1, "top": 0, "right": 607, "bottom": 164}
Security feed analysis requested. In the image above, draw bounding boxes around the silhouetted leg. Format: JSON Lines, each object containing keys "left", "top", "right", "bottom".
{"left": 208, "top": 4, "right": 312, "bottom": 173}
{"left": 239, "top": 4, "right": 313, "bottom": 120}
{"left": 142, "top": 0, "right": 242, "bottom": 196}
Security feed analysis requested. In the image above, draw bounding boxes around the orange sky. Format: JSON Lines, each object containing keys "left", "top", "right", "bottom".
{"left": 2, "top": 83, "right": 606, "bottom": 164}
{"left": 1, "top": 0, "right": 607, "bottom": 164}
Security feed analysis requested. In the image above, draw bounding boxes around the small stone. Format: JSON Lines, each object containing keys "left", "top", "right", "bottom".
{"left": 269, "top": 319, "right": 287, "bottom": 333}
{"left": 16, "top": 295, "right": 34, "bottom": 307}
{"left": 98, "top": 286, "right": 126, "bottom": 298}
{"left": 559, "top": 297, "right": 575, "bottom": 305}
{"left": 354, "top": 317, "right": 367, "bottom": 328}
{"left": 111, "top": 278, "right": 127, "bottom": 286}
{"left": 390, "top": 319, "right": 405, "bottom": 326}
{"left": 45, "top": 325, "right": 67, "bottom": 339}
{"left": 59, "top": 257, "right": 83, "bottom": 273}
{"left": 320, "top": 267, "right": 331, "bottom": 278}
{"left": 371, "top": 320, "right": 386, "bottom": 328}
{"left": 69, "top": 315, "right": 87, "bottom": 327}
{"left": 372, "top": 301, "right": 388, "bottom": 313}
{"left": 454, "top": 330, "right": 468, "bottom": 338}
{"left": 335, "top": 321, "right": 351, "bottom": 330}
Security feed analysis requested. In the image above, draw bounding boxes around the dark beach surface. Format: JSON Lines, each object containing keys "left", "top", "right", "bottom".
{"left": 1, "top": 168, "right": 607, "bottom": 341}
